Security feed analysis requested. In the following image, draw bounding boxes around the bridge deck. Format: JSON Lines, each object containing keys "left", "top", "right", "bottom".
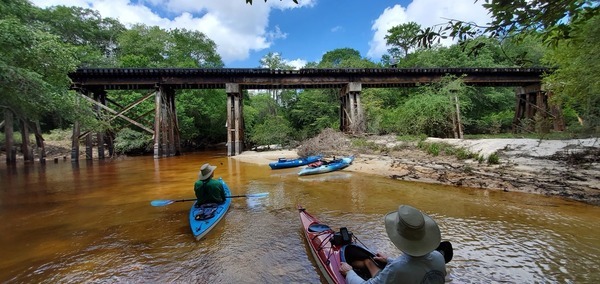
{"left": 69, "top": 67, "right": 549, "bottom": 90}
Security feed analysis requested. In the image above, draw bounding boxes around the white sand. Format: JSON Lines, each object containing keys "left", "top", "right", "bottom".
{"left": 231, "top": 138, "right": 600, "bottom": 205}
{"left": 427, "top": 137, "right": 599, "bottom": 158}
{"left": 232, "top": 149, "right": 299, "bottom": 165}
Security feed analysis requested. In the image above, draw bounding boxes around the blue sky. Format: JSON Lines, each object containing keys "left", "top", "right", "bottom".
{"left": 31, "top": 0, "right": 491, "bottom": 68}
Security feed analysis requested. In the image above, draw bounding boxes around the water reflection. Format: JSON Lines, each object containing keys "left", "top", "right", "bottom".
{"left": 0, "top": 150, "right": 599, "bottom": 283}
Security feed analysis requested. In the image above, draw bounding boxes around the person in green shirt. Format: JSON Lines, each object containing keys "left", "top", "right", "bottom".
{"left": 194, "top": 163, "right": 226, "bottom": 206}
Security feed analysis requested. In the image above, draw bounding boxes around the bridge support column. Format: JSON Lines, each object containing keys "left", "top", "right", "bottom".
{"left": 513, "top": 84, "right": 565, "bottom": 133}
{"left": 340, "top": 82, "right": 364, "bottom": 134}
{"left": 94, "top": 90, "right": 106, "bottom": 160}
{"left": 154, "top": 86, "right": 180, "bottom": 159}
{"left": 168, "top": 88, "right": 182, "bottom": 156}
{"left": 153, "top": 88, "right": 161, "bottom": 158}
{"left": 226, "top": 83, "right": 244, "bottom": 156}
{"left": 71, "top": 90, "right": 83, "bottom": 162}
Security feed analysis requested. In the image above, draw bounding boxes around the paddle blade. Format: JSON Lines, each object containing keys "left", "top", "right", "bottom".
{"left": 226, "top": 192, "right": 269, "bottom": 199}
{"left": 246, "top": 192, "right": 269, "bottom": 198}
{"left": 150, "top": 199, "right": 176, "bottom": 207}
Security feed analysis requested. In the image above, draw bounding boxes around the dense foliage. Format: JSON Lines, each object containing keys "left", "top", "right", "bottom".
{"left": 1, "top": 0, "right": 597, "bottom": 157}
{"left": 542, "top": 13, "right": 600, "bottom": 133}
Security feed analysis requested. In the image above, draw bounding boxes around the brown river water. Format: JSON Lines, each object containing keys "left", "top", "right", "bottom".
{"left": 1, "top": 150, "right": 599, "bottom": 283}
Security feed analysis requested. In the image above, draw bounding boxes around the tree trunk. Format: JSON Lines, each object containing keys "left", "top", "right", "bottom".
{"left": 4, "top": 110, "right": 15, "bottom": 164}
{"left": 20, "top": 119, "right": 33, "bottom": 161}
{"left": 34, "top": 121, "right": 46, "bottom": 162}
{"left": 454, "top": 93, "right": 463, "bottom": 139}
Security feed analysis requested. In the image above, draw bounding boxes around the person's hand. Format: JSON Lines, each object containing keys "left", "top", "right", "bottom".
{"left": 373, "top": 252, "right": 388, "bottom": 264}
{"left": 340, "top": 262, "right": 353, "bottom": 276}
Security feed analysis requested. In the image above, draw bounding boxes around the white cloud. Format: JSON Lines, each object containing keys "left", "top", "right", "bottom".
{"left": 367, "top": 0, "right": 491, "bottom": 59}
{"left": 266, "top": 26, "right": 288, "bottom": 41}
{"left": 285, "top": 58, "right": 308, "bottom": 69}
{"left": 29, "top": 0, "right": 313, "bottom": 64}
{"left": 331, "top": 25, "right": 342, "bottom": 32}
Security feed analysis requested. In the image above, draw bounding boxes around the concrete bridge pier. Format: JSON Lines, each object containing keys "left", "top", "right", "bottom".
{"left": 340, "top": 82, "right": 365, "bottom": 134}
{"left": 226, "top": 83, "right": 244, "bottom": 156}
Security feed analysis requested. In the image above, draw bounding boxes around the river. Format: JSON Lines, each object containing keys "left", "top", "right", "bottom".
{"left": 1, "top": 150, "right": 599, "bottom": 283}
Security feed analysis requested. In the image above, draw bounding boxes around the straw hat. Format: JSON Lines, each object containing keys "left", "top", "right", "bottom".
{"left": 384, "top": 205, "right": 441, "bottom": 257}
{"left": 198, "top": 163, "right": 216, "bottom": 181}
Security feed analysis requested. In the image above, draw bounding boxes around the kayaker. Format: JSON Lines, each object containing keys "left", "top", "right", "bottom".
{"left": 340, "top": 205, "right": 446, "bottom": 284}
{"left": 194, "top": 163, "right": 226, "bottom": 206}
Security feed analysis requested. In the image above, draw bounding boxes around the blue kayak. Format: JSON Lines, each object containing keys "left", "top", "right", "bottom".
{"left": 298, "top": 156, "right": 354, "bottom": 176}
{"left": 189, "top": 178, "right": 231, "bottom": 241}
{"left": 269, "top": 155, "right": 323, "bottom": 169}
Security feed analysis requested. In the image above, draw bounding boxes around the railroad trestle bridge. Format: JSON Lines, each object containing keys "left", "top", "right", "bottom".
{"left": 68, "top": 67, "right": 558, "bottom": 160}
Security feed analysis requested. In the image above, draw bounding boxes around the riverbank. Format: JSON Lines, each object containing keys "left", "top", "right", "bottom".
{"left": 232, "top": 137, "right": 600, "bottom": 206}
{"left": 3, "top": 136, "right": 598, "bottom": 206}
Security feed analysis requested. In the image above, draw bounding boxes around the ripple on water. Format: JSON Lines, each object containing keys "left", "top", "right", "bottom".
{"left": 2, "top": 153, "right": 600, "bottom": 283}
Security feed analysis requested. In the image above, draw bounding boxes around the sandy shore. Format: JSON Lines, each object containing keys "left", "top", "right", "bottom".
{"left": 232, "top": 138, "right": 600, "bottom": 206}
{"left": 3, "top": 137, "right": 597, "bottom": 205}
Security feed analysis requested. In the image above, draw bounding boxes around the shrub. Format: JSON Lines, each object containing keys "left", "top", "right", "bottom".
{"left": 114, "top": 128, "right": 153, "bottom": 155}
{"left": 298, "top": 128, "right": 350, "bottom": 157}
{"left": 248, "top": 115, "right": 293, "bottom": 148}
{"left": 45, "top": 129, "right": 72, "bottom": 141}
{"left": 487, "top": 152, "right": 500, "bottom": 164}
{"left": 351, "top": 138, "right": 386, "bottom": 153}
{"left": 427, "top": 143, "right": 441, "bottom": 156}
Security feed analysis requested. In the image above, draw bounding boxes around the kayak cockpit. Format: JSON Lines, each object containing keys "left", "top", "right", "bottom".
{"left": 308, "top": 223, "right": 332, "bottom": 232}
{"left": 341, "top": 244, "right": 386, "bottom": 281}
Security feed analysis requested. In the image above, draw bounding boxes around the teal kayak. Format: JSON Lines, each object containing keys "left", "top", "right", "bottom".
{"left": 298, "top": 156, "right": 354, "bottom": 176}
{"left": 269, "top": 155, "right": 323, "bottom": 169}
{"left": 189, "top": 178, "right": 231, "bottom": 240}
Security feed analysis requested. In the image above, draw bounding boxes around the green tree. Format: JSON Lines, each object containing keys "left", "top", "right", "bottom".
{"left": 117, "top": 25, "right": 223, "bottom": 68}
{"left": 319, "top": 48, "right": 362, "bottom": 67}
{"left": 167, "top": 29, "right": 223, "bottom": 68}
{"left": 385, "top": 77, "right": 470, "bottom": 137}
{"left": 248, "top": 115, "right": 293, "bottom": 148}
{"left": 385, "top": 22, "right": 421, "bottom": 58}
{"left": 116, "top": 24, "right": 171, "bottom": 67}
{"left": 259, "top": 52, "right": 292, "bottom": 103}
{"left": 0, "top": 2, "right": 80, "bottom": 124}
{"left": 112, "top": 24, "right": 225, "bottom": 147}
{"left": 543, "top": 13, "right": 600, "bottom": 132}
{"left": 34, "top": 5, "right": 125, "bottom": 67}
{"left": 176, "top": 89, "right": 228, "bottom": 145}
{"left": 259, "top": 52, "right": 292, "bottom": 69}
{"left": 287, "top": 89, "right": 339, "bottom": 139}
{"left": 416, "top": 0, "right": 598, "bottom": 48}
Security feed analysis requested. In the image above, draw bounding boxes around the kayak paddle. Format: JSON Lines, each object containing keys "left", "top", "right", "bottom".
{"left": 150, "top": 192, "right": 269, "bottom": 207}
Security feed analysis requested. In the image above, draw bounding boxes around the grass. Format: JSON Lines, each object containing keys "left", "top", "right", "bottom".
{"left": 351, "top": 138, "right": 388, "bottom": 153}
{"left": 417, "top": 141, "right": 483, "bottom": 161}
{"left": 0, "top": 128, "right": 72, "bottom": 145}
{"left": 0, "top": 131, "right": 26, "bottom": 144}
{"left": 395, "top": 134, "right": 428, "bottom": 142}
{"left": 45, "top": 129, "right": 72, "bottom": 141}
{"left": 487, "top": 152, "right": 500, "bottom": 164}
{"left": 0, "top": 128, "right": 74, "bottom": 149}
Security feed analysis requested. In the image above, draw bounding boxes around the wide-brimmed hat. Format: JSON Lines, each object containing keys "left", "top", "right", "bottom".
{"left": 384, "top": 205, "right": 441, "bottom": 257}
{"left": 198, "top": 163, "right": 216, "bottom": 181}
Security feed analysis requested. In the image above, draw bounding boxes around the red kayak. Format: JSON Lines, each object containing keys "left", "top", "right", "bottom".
{"left": 298, "top": 205, "right": 454, "bottom": 283}
{"left": 298, "top": 205, "right": 383, "bottom": 284}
